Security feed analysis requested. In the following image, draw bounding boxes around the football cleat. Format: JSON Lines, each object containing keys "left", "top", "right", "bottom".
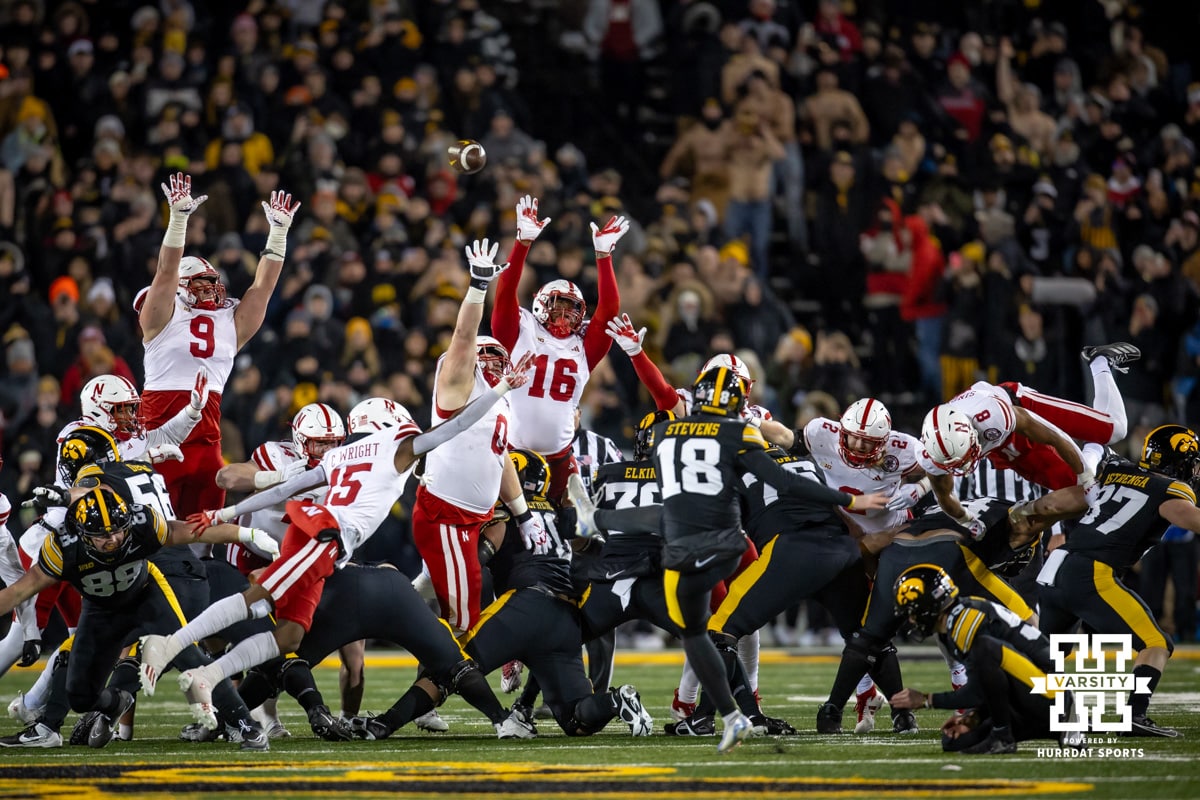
{"left": 615, "top": 685, "right": 653, "bottom": 737}
{"left": 7, "top": 692, "right": 42, "bottom": 725}
{"left": 816, "top": 702, "right": 844, "bottom": 734}
{"left": 137, "top": 634, "right": 179, "bottom": 697}
{"left": 497, "top": 705, "right": 537, "bottom": 739}
{"left": 178, "top": 665, "right": 220, "bottom": 730}
{"left": 1080, "top": 342, "right": 1141, "bottom": 373}
{"left": 749, "top": 713, "right": 798, "bottom": 736}
{"left": 88, "top": 690, "right": 135, "bottom": 749}
{"left": 1125, "top": 715, "right": 1181, "bottom": 738}
{"left": 664, "top": 715, "right": 715, "bottom": 736}
{"left": 308, "top": 705, "right": 354, "bottom": 741}
{"left": 346, "top": 713, "right": 394, "bottom": 741}
{"left": 854, "top": 686, "right": 885, "bottom": 734}
{"left": 717, "top": 712, "right": 753, "bottom": 754}
{"left": 71, "top": 712, "right": 102, "bottom": 746}
{"left": 892, "top": 710, "right": 919, "bottom": 735}
{"left": 0, "top": 722, "right": 62, "bottom": 748}
{"left": 414, "top": 709, "right": 449, "bottom": 733}
{"left": 237, "top": 722, "right": 270, "bottom": 752}
{"left": 567, "top": 473, "right": 600, "bottom": 538}
{"left": 500, "top": 660, "right": 524, "bottom": 694}
{"left": 671, "top": 688, "right": 697, "bottom": 722}
{"left": 962, "top": 729, "right": 1017, "bottom": 754}
{"left": 179, "top": 722, "right": 222, "bottom": 743}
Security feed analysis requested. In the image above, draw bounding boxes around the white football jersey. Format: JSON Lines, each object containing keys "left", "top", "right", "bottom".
{"left": 917, "top": 381, "right": 1017, "bottom": 475}
{"left": 804, "top": 416, "right": 921, "bottom": 534}
{"left": 143, "top": 297, "right": 238, "bottom": 392}
{"left": 422, "top": 357, "right": 511, "bottom": 514}
{"left": 506, "top": 307, "right": 590, "bottom": 455}
{"left": 241, "top": 441, "right": 325, "bottom": 547}
{"left": 319, "top": 424, "right": 420, "bottom": 566}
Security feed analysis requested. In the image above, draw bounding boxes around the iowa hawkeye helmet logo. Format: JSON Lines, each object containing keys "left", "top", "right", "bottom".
{"left": 895, "top": 575, "right": 927, "bottom": 605}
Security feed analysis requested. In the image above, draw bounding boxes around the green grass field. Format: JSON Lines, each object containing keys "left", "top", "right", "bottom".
{"left": 0, "top": 646, "right": 1197, "bottom": 799}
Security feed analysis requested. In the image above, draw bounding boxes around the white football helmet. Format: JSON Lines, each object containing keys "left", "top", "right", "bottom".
{"left": 532, "top": 279, "right": 586, "bottom": 338}
{"left": 177, "top": 256, "right": 227, "bottom": 310}
{"left": 700, "top": 354, "right": 754, "bottom": 396}
{"left": 839, "top": 397, "right": 891, "bottom": 468}
{"left": 476, "top": 335, "right": 510, "bottom": 388}
{"left": 347, "top": 397, "right": 414, "bottom": 434}
{"left": 292, "top": 403, "right": 346, "bottom": 464}
{"left": 921, "top": 405, "right": 981, "bottom": 475}
{"left": 80, "top": 374, "right": 143, "bottom": 441}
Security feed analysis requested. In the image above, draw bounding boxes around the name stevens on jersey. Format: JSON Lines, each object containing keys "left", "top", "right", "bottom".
{"left": 1103, "top": 473, "right": 1150, "bottom": 489}
{"left": 664, "top": 422, "right": 722, "bottom": 437}
{"left": 623, "top": 466, "right": 657, "bottom": 480}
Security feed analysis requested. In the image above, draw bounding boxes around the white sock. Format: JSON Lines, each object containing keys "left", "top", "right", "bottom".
{"left": 210, "top": 632, "right": 281, "bottom": 682}
{"left": 24, "top": 646, "right": 63, "bottom": 708}
{"left": 1089, "top": 358, "right": 1128, "bottom": 443}
{"left": 412, "top": 570, "right": 437, "bottom": 603}
{"left": 0, "top": 624, "right": 23, "bottom": 673}
{"left": 677, "top": 658, "right": 700, "bottom": 705}
{"left": 117, "top": 722, "right": 133, "bottom": 741}
{"left": 855, "top": 674, "right": 876, "bottom": 697}
{"left": 169, "top": 594, "right": 251, "bottom": 654}
{"left": 722, "top": 709, "right": 744, "bottom": 727}
{"left": 737, "top": 631, "right": 760, "bottom": 692}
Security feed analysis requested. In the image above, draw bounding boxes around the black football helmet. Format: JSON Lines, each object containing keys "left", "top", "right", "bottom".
{"left": 893, "top": 564, "right": 959, "bottom": 641}
{"left": 58, "top": 426, "right": 122, "bottom": 486}
{"left": 1140, "top": 424, "right": 1200, "bottom": 488}
{"left": 509, "top": 449, "right": 551, "bottom": 499}
{"left": 634, "top": 409, "right": 676, "bottom": 461}
{"left": 692, "top": 366, "right": 746, "bottom": 418}
{"left": 68, "top": 487, "right": 135, "bottom": 564}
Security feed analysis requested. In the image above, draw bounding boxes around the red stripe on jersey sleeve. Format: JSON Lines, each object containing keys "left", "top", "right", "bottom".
{"left": 252, "top": 446, "right": 275, "bottom": 471}
{"left": 394, "top": 423, "right": 421, "bottom": 442}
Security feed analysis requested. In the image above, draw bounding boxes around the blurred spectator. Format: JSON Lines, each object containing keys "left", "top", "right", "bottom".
{"left": 661, "top": 281, "right": 717, "bottom": 365}
{"left": 804, "top": 329, "right": 869, "bottom": 409}
{"left": 723, "top": 102, "right": 784, "bottom": 280}
{"left": 59, "top": 325, "right": 135, "bottom": 413}
{"left": 803, "top": 68, "right": 869, "bottom": 152}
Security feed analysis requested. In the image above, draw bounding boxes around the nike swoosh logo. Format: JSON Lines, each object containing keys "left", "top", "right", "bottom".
{"left": 605, "top": 569, "right": 625, "bottom": 579}
{"left": 694, "top": 555, "right": 718, "bottom": 569}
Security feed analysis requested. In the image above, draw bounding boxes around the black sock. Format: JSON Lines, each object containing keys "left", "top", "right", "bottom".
{"left": 517, "top": 673, "right": 541, "bottom": 710}
{"left": 41, "top": 651, "right": 71, "bottom": 731}
{"left": 238, "top": 670, "right": 275, "bottom": 711}
{"left": 381, "top": 685, "right": 435, "bottom": 730}
{"left": 868, "top": 648, "right": 903, "bottom": 703}
{"left": 1131, "top": 665, "right": 1161, "bottom": 718}
{"left": 682, "top": 633, "right": 736, "bottom": 717}
{"left": 827, "top": 641, "right": 873, "bottom": 710}
{"left": 281, "top": 662, "right": 324, "bottom": 714}
{"left": 455, "top": 665, "right": 508, "bottom": 724}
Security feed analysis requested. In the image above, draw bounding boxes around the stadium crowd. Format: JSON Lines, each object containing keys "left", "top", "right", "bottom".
{"left": 0, "top": 0, "right": 1197, "bottom": 724}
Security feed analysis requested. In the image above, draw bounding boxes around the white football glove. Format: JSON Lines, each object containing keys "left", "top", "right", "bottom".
{"left": 253, "top": 460, "right": 308, "bottom": 490}
{"left": 261, "top": 190, "right": 301, "bottom": 230}
{"left": 238, "top": 527, "right": 280, "bottom": 559}
{"left": 186, "top": 369, "right": 209, "bottom": 420}
{"left": 464, "top": 238, "right": 509, "bottom": 299}
{"left": 160, "top": 172, "right": 208, "bottom": 216}
{"left": 519, "top": 515, "right": 552, "bottom": 555}
{"left": 21, "top": 485, "right": 70, "bottom": 510}
{"left": 147, "top": 444, "right": 184, "bottom": 465}
{"left": 590, "top": 215, "right": 630, "bottom": 254}
{"left": 884, "top": 485, "right": 924, "bottom": 512}
{"left": 515, "top": 195, "right": 551, "bottom": 242}
{"left": 605, "top": 313, "right": 645, "bottom": 357}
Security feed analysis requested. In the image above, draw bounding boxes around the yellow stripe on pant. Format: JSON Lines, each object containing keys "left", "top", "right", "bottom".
{"left": 708, "top": 535, "right": 778, "bottom": 632}
{"left": 458, "top": 589, "right": 516, "bottom": 649}
{"left": 1000, "top": 643, "right": 1053, "bottom": 698}
{"left": 1092, "top": 560, "right": 1167, "bottom": 650}
{"left": 663, "top": 570, "right": 684, "bottom": 630}
{"left": 959, "top": 545, "right": 1034, "bottom": 621}
{"left": 147, "top": 563, "right": 188, "bottom": 626}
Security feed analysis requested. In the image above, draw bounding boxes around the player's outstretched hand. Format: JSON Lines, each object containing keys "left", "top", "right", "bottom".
{"left": 606, "top": 313, "right": 645, "bottom": 357}
{"left": 518, "top": 514, "right": 552, "bottom": 555}
{"left": 850, "top": 491, "right": 890, "bottom": 513}
{"left": 501, "top": 352, "right": 536, "bottom": 391}
{"left": 262, "top": 190, "right": 301, "bottom": 229}
{"left": 590, "top": 215, "right": 630, "bottom": 254}
{"left": 147, "top": 444, "right": 184, "bottom": 464}
{"left": 884, "top": 483, "right": 925, "bottom": 512}
{"left": 515, "top": 195, "right": 551, "bottom": 242}
{"left": 160, "top": 172, "right": 208, "bottom": 216}
{"left": 21, "top": 485, "right": 70, "bottom": 511}
{"left": 465, "top": 238, "right": 509, "bottom": 291}
{"left": 239, "top": 527, "right": 280, "bottom": 559}
{"left": 186, "top": 510, "right": 223, "bottom": 536}
{"left": 187, "top": 368, "right": 209, "bottom": 420}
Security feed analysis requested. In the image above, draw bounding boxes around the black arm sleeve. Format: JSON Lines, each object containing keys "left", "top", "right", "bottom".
{"left": 787, "top": 427, "right": 809, "bottom": 457}
{"left": 738, "top": 449, "right": 854, "bottom": 507}
{"left": 594, "top": 505, "right": 662, "bottom": 535}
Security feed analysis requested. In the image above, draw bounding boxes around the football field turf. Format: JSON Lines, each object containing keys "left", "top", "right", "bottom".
{"left": 0, "top": 646, "right": 1196, "bottom": 799}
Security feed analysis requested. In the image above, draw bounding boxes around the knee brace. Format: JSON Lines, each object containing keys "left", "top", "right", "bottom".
{"left": 278, "top": 656, "right": 312, "bottom": 681}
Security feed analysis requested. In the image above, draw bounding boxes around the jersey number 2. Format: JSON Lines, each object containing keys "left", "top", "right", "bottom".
{"left": 526, "top": 355, "right": 577, "bottom": 401}
{"left": 190, "top": 316, "right": 215, "bottom": 358}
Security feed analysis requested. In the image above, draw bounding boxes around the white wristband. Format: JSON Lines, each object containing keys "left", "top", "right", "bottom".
{"left": 465, "top": 286, "right": 487, "bottom": 304}
{"left": 253, "top": 470, "right": 283, "bottom": 489}
{"left": 265, "top": 227, "right": 287, "bottom": 259}
{"left": 237, "top": 526, "right": 260, "bottom": 544}
{"left": 507, "top": 494, "right": 529, "bottom": 517}
{"left": 163, "top": 212, "right": 188, "bottom": 249}
{"left": 185, "top": 403, "right": 203, "bottom": 421}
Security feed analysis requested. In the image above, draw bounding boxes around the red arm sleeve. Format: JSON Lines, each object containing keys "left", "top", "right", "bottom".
{"left": 490, "top": 239, "right": 529, "bottom": 351}
{"left": 584, "top": 253, "right": 620, "bottom": 369}
{"left": 630, "top": 351, "right": 680, "bottom": 411}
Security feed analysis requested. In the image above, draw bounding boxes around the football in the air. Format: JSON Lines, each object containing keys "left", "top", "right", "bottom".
{"left": 448, "top": 139, "right": 487, "bottom": 174}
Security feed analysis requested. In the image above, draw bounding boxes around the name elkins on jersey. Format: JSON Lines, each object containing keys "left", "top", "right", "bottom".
{"left": 1102, "top": 473, "right": 1150, "bottom": 489}
{"left": 623, "top": 466, "right": 656, "bottom": 480}
{"left": 665, "top": 422, "right": 721, "bottom": 437}
{"left": 326, "top": 440, "right": 381, "bottom": 465}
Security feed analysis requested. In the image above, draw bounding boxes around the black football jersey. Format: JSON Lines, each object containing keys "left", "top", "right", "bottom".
{"left": 1065, "top": 457, "right": 1196, "bottom": 568}
{"left": 489, "top": 498, "right": 577, "bottom": 599}
{"left": 937, "top": 596, "right": 1052, "bottom": 668}
{"left": 653, "top": 415, "right": 768, "bottom": 543}
{"left": 593, "top": 460, "right": 663, "bottom": 569}
{"left": 740, "top": 450, "right": 842, "bottom": 540}
{"left": 38, "top": 501, "right": 168, "bottom": 608}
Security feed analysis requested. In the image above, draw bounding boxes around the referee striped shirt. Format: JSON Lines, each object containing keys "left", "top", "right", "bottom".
{"left": 572, "top": 429, "right": 625, "bottom": 494}
{"left": 956, "top": 459, "right": 1046, "bottom": 503}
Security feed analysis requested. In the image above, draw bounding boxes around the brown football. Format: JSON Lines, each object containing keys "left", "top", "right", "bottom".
{"left": 448, "top": 139, "right": 487, "bottom": 174}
